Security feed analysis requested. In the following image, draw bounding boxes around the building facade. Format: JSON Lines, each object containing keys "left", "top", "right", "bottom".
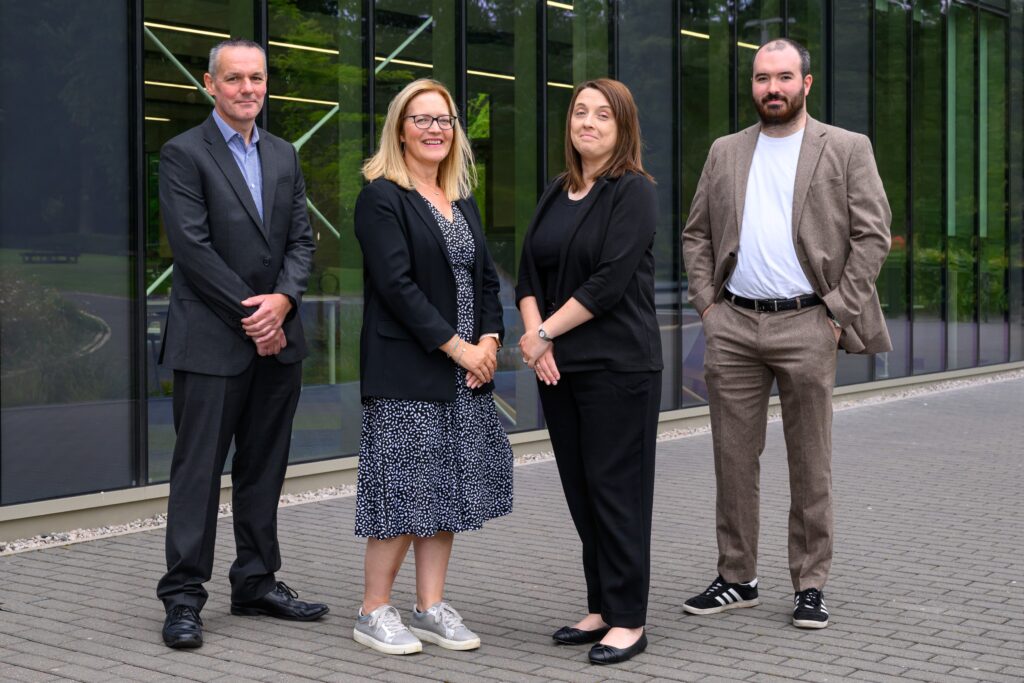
{"left": 1, "top": 0, "right": 1021, "bottom": 508}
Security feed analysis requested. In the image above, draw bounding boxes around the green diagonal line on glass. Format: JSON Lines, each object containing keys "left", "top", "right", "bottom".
{"left": 295, "top": 14, "right": 432, "bottom": 152}
{"left": 146, "top": 265, "right": 174, "bottom": 296}
{"left": 376, "top": 15, "right": 434, "bottom": 73}
{"left": 307, "top": 198, "right": 341, "bottom": 239}
{"left": 292, "top": 104, "right": 339, "bottom": 152}
{"left": 143, "top": 25, "right": 214, "bottom": 106}
{"left": 142, "top": 25, "right": 342, "bottom": 292}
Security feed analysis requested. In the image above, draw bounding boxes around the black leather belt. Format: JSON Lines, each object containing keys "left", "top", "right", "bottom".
{"left": 725, "top": 289, "right": 822, "bottom": 313}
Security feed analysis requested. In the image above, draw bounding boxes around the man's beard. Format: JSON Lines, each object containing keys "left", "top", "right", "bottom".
{"left": 755, "top": 89, "right": 805, "bottom": 126}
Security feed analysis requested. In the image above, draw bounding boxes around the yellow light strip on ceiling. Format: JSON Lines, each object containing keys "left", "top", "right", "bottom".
{"left": 145, "top": 116, "right": 171, "bottom": 122}
{"left": 269, "top": 94, "right": 338, "bottom": 106}
{"left": 467, "top": 69, "right": 515, "bottom": 81}
{"left": 547, "top": 81, "right": 574, "bottom": 89}
{"left": 681, "top": 29, "right": 711, "bottom": 40}
{"left": 547, "top": 1, "right": 574, "bottom": 10}
{"left": 737, "top": 41, "right": 759, "bottom": 50}
{"left": 145, "top": 79, "right": 195, "bottom": 90}
{"left": 268, "top": 40, "right": 339, "bottom": 55}
{"left": 144, "top": 21, "right": 229, "bottom": 39}
{"left": 374, "top": 55, "right": 433, "bottom": 69}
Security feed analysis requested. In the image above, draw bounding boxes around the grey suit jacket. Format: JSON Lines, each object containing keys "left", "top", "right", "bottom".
{"left": 682, "top": 116, "right": 892, "bottom": 354}
{"left": 158, "top": 115, "right": 316, "bottom": 375}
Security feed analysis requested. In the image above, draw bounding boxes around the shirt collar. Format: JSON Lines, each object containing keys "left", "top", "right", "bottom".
{"left": 212, "top": 109, "right": 259, "bottom": 146}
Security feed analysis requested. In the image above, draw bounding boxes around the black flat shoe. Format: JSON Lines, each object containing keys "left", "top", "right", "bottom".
{"left": 552, "top": 625, "right": 611, "bottom": 645}
{"left": 230, "top": 581, "right": 329, "bottom": 621}
{"left": 588, "top": 631, "right": 647, "bottom": 665}
{"left": 162, "top": 605, "right": 203, "bottom": 649}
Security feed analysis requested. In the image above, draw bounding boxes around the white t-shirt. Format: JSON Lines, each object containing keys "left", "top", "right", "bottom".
{"left": 727, "top": 129, "right": 815, "bottom": 300}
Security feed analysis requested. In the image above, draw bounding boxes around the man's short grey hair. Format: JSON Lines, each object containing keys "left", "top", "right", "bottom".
{"left": 753, "top": 38, "right": 811, "bottom": 78}
{"left": 208, "top": 38, "right": 266, "bottom": 77}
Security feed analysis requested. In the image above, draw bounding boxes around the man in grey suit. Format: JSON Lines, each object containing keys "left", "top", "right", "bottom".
{"left": 681, "top": 38, "right": 891, "bottom": 629}
{"left": 156, "top": 38, "right": 326, "bottom": 649}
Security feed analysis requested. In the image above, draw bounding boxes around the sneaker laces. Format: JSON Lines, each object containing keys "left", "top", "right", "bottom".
{"left": 369, "top": 605, "right": 407, "bottom": 639}
{"left": 430, "top": 602, "right": 465, "bottom": 636}
{"left": 797, "top": 588, "right": 822, "bottom": 609}
{"left": 703, "top": 578, "right": 725, "bottom": 595}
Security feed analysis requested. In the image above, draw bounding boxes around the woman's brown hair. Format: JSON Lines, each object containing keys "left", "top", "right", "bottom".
{"left": 562, "top": 78, "right": 653, "bottom": 193}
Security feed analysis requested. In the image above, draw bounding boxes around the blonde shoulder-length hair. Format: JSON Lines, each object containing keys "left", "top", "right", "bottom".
{"left": 362, "top": 79, "right": 476, "bottom": 201}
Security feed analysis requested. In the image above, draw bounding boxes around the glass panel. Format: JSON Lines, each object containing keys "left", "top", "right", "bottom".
{"left": 1010, "top": 0, "right": 1024, "bottom": 361}
{"left": 679, "top": 1, "right": 730, "bottom": 406}
{"left": 946, "top": 3, "right": 977, "bottom": 370}
{"left": 546, "top": 3, "right": 576, "bottom": 177}
{"left": 267, "top": 1, "right": 365, "bottom": 461}
{"left": 873, "top": 0, "right": 911, "bottom": 380}
{"left": 911, "top": 0, "right": 945, "bottom": 374}
{"left": 466, "top": 0, "right": 546, "bottom": 432}
{"left": 374, "top": 1, "right": 438, "bottom": 125}
{"left": 736, "top": 0, "right": 782, "bottom": 129}
{"left": 786, "top": 0, "right": 827, "bottom": 122}
{"left": 978, "top": 12, "right": 1008, "bottom": 366}
{"left": 618, "top": 0, "right": 679, "bottom": 409}
{"left": 828, "top": 0, "right": 872, "bottom": 385}
{"left": 0, "top": 1, "right": 134, "bottom": 503}
{"left": 143, "top": 0, "right": 256, "bottom": 481}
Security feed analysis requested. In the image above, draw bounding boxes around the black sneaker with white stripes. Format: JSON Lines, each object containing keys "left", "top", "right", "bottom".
{"left": 682, "top": 576, "right": 760, "bottom": 615}
{"left": 792, "top": 588, "right": 829, "bottom": 628}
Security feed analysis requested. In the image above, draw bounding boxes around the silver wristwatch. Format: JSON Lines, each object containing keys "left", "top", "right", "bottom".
{"left": 538, "top": 326, "right": 554, "bottom": 342}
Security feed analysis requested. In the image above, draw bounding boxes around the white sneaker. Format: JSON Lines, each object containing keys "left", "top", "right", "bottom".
{"left": 353, "top": 604, "right": 422, "bottom": 655}
{"left": 409, "top": 601, "right": 481, "bottom": 650}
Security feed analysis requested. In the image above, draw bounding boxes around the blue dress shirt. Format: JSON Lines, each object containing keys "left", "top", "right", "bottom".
{"left": 212, "top": 109, "right": 263, "bottom": 221}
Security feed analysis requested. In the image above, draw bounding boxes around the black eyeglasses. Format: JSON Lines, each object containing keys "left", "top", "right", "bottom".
{"left": 405, "top": 114, "right": 458, "bottom": 130}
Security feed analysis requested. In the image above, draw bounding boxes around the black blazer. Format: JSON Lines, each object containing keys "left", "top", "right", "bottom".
{"left": 516, "top": 172, "right": 662, "bottom": 373}
{"left": 159, "top": 115, "right": 316, "bottom": 376}
{"left": 354, "top": 178, "right": 504, "bottom": 401}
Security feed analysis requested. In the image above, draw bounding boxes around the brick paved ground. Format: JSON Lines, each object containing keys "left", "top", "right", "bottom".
{"left": 1, "top": 377, "right": 1022, "bottom": 682}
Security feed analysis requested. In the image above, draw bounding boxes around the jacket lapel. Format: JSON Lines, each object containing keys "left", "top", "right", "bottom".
{"left": 202, "top": 116, "right": 266, "bottom": 238}
{"left": 791, "top": 116, "right": 827, "bottom": 242}
{"left": 257, "top": 132, "right": 275, "bottom": 240}
{"left": 733, "top": 123, "right": 760, "bottom": 240}
{"left": 404, "top": 188, "right": 452, "bottom": 265}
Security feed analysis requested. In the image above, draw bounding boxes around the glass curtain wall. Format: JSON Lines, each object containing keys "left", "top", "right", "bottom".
{"left": 3, "top": 0, "right": 1021, "bottom": 506}
{"left": 0, "top": 1, "right": 136, "bottom": 504}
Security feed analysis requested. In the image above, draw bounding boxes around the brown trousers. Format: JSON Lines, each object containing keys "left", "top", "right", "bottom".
{"left": 703, "top": 299, "right": 838, "bottom": 591}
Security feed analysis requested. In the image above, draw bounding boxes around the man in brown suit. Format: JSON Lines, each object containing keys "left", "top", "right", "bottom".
{"left": 680, "top": 38, "right": 891, "bottom": 629}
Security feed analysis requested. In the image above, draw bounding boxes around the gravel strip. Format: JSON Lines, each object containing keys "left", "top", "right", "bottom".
{"left": 2, "top": 368, "right": 1018, "bottom": 556}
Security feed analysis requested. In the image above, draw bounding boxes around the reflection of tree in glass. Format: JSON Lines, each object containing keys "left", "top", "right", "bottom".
{"left": 0, "top": 273, "right": 114, "bottom": 407}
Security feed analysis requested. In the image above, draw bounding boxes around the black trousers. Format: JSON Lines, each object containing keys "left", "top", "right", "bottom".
{"left": 157, "top": 356, "right": 302, "bottom": 611}
{"left": 538, "top": 369, "right": 661, "bottom": 628}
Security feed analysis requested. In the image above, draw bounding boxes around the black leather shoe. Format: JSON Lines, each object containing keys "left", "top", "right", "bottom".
{"left": 162, "top": 605, "right": 203, "bottom": 649}
{"left": 230, "top": 581, "right": 329, "bottom": 621}
{"left": 588, "top": 631, "right": 647, "bottom": 665}
{"left": 552, "top": 625, "right": 611, "bottom": 645}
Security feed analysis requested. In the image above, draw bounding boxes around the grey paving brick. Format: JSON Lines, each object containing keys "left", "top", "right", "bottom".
{"left": 0, "top": 376, "right": 1020, "bottom": 682}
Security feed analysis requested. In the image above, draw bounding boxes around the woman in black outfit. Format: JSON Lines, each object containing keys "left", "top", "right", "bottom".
{"left": 517, "top": 78, "right": 661, "bottom": 666}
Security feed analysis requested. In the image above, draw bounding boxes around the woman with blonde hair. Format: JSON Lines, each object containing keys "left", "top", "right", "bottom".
{"left": 351, "top": 78, "right": 512, "bottom": 655}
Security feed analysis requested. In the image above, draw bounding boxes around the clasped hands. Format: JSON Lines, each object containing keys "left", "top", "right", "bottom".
{"left": 241, "top": 293, "right": 292, "bottom": 356}
{"left": 519, "top": 327, "right": 560, "bottom": 386}
{"left": 450, "top": 336, "right": 499, "bottom": 389}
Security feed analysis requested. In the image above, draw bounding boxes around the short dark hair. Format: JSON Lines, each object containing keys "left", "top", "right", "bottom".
{"left": 753, "top": 38, "right": 810, "bottom": 78}
{"left": 208, "top": 39, "right": 266, "bottom": 77}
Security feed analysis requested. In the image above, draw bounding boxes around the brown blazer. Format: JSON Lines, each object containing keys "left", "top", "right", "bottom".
{"left": 682, "top": 116, "right": 893, "bottom": 354}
